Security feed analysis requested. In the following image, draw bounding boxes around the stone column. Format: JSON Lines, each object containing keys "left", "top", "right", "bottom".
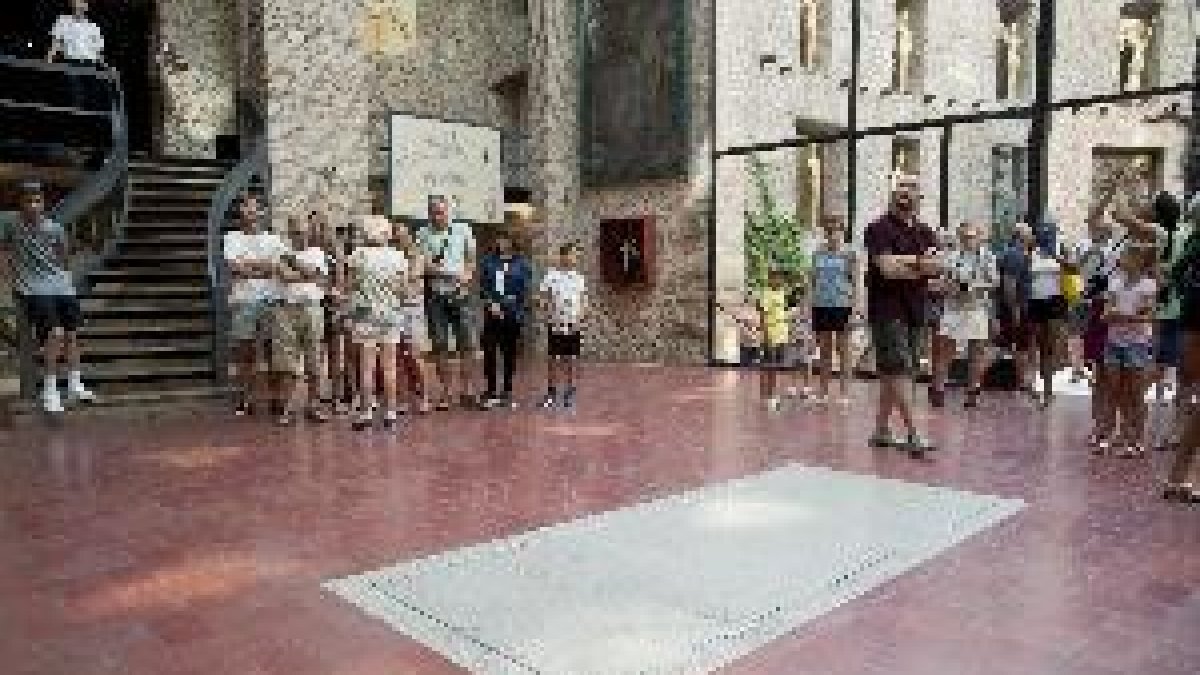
{"left": 260, "top": 0, "right": 372, "bottom": 228}
{"left": 528, "top": 0, "right": 580, "bottom": 251}
{"left": 527, "top": 0, "right": 581, "bottom": 352}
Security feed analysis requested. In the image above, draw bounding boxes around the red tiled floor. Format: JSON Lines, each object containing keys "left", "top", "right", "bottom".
{"left": 0, "top": 363, "right": 1197, "bottom": 674}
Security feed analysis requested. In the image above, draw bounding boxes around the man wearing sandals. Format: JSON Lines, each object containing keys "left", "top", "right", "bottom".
{"left": 267, "top": 216, "right": 331, "bottom": 425}
{"left": 416, "top": 195, "right": 477, "bottom": 410}
{"left": 864, "top": 178, "right": 939, "bottom": 454}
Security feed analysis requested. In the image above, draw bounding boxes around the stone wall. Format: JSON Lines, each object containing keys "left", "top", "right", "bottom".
{"left": 261, "top": 0, "right": 373, "bottom": 224}
{"left": 367, "top": 0, "right": 529, "bottom": 179}
{"left": 157, "top": 0, "right": 238, "bottom": 157}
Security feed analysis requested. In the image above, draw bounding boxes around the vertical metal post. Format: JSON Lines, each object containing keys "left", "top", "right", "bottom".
{"left": 1027, "top": 0, "right": 1056, "bottom": 225}
{"left": 847, "top": 0, "right": 861, "bottom": 239}
{"left": 940, "top": 123, "right": 952, "bottom": 230}
{"left": 707, "top": 0, "right": 719, "bottom": 363}
{"left": 1188, "top": 26, "right": 1200, "bottom": 195}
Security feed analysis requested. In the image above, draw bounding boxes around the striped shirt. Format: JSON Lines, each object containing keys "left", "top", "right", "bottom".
{"left": 0, "top": 216, "right": 75, "bottom": 297}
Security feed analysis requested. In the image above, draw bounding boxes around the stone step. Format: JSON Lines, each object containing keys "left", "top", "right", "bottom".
{"left": 130, "top": 155, "right": 234, "bottom": 169}
{"left": 128, "top": 204, "right": 210, "bottom": 215}
{"left": 89, "top": 268, "right": 208, "bottom": 284}
{"left": 37, "top": 344, "right": 211, "bottom": 366}
{"left": 79, "top": 322, "right": 212, "bottom": 339}
{"left": 73, "top": 336, "right": 212, "bottom": 354}
{"left": 127, "top": 176, "right": 225, "bottom": 190}
{"left": 108, "top": 252, "right": 207, "bottom": 269}
{"left": 82, "top": 297, "right": 211, "bottom": 312}
{"left": 128, "top": 162, "right": 228, "bottom": 178}
{"left": 122, "top": 223, "right": 211, "bottom": 237}
{"left": 84, "top": 360, "right": 215, "bottom": 384}
{"left": 126, "top": 211, "right": 208, "bottom": 224}
{"left": 87, "top": 285, "right": 209, "bottom": 299}
{"left": 11, "top": 385, "right": 230, "bottom": 416}
{"left": 128, "top": 190, "right": 215, "bottom": 202}
{"left": 81, "top": 315, "right": 212, "bottom": 333}
{"left": 116, "top": 234, "right": 208, "bottom": 247}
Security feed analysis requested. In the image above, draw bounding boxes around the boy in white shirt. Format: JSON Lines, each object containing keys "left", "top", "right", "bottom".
{"left": 538, "top": 243, "right": 588, "bottom": 409}
{"left": 223, "top": 194, "right": 288, "bottom": 416}
{"left": 267, "top": 216, "right": 330, "bottom": 425}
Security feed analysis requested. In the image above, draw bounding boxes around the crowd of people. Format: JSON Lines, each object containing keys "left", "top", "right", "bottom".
{"left": 4, "top": 168, "right": 1198, "bottom": 505}
{"left": 728, "top": 173, "right": 1200, "bottom": 503}
{"left": 221, "top": 193, "right": 589, "bottom": 430}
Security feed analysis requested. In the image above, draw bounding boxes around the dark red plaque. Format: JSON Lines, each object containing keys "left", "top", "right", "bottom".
{"left": 599, "top": 217, "right": 655, "bottom": 288}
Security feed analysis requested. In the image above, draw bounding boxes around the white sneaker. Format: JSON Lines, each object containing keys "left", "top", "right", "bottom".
{"left": 66, "top": 382, "right": 97, "bottom": 404}
{"left": 766, "top": 397, "right": 782, "bottom": 412}
{"left": 42, "top": 386, "right": 64, "bottom": 414}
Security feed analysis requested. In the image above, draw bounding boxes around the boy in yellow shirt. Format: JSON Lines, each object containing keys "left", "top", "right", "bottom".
{"left": 756, "top": 268, "right": 792, "bottom": 411}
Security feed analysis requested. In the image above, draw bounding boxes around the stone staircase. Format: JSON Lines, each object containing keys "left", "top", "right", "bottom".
{"left": 71, "top": 156, "right": 233, "bottom": 406}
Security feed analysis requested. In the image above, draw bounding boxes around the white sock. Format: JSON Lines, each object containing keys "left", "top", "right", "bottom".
{"left": 68, "top": 370, "right": 84, "bottom": 389}
{"left": 43, "top": 374, "right": 58, "bottom": 392}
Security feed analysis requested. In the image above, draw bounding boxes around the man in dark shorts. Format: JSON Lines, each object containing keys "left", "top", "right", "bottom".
{"left": 0, "top": 181, "right": 95, "bottom": 412}
{"left": 864, "top": 178, "right": 939, "bottom": 453}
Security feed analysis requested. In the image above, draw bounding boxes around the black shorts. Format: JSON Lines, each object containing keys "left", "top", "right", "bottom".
{"left": 547, "top": 332, "right": 581, "bottom": 357}
{"left": 18, "top": 294, "right": 82, "bottom": 342}
{"left": 1027, "top": 296, "right": 1067, "bottom": 325}
{"left": 811, "top": 306, "right": 852, "bottom": 333}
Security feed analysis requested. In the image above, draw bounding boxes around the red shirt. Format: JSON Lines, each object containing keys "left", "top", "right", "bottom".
{"left": 864, "top": 212, "right": 936, "bottom": 325}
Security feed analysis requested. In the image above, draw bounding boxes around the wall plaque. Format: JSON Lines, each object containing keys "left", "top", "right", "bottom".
{"left": 599, "top": 217, "right": 656, "bottom": 288}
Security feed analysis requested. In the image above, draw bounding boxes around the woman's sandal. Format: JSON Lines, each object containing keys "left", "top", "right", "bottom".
{"left": 276, "top": 411, "right": 296, "bottom": 427}
{"left": 306, "top": 408, "right": 330, "bottom": 424}
{"left": 1118, "top": 444, "right": 1146, "bottom": 458}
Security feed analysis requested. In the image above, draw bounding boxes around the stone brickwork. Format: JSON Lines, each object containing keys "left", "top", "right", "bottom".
{"left": 157, "top": 0, "right": 238, "bottom": 157}
{"left": 261, "top": 0, "right": 373, "bottom": 225}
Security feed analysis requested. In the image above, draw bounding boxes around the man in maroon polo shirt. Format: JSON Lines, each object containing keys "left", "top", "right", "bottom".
{"left": 864, "top": 178, "right": 940, "bottom": 453}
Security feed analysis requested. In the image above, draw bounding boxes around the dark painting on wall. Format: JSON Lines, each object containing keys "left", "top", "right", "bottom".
{"left": 579, "top": 0, "right": 689, "bottom": 186}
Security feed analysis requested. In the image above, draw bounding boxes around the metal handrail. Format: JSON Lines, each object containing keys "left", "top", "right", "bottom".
{"left": 206, "top": 131, "right": 268, "bottom": 387}
{"left": 0, "top": 55, "right": 129, "bottom": 399}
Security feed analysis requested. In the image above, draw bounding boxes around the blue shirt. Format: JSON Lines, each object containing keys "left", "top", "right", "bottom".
{"left": 479, "top": 253, "right": 532, "bottom": 322}
{"left": 811, "top": 249, "right": 855, "bottom": 308}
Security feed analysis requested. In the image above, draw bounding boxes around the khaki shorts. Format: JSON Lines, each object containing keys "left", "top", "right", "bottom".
{"left": 267, "top": 303, "right": 325, "bottom": 377}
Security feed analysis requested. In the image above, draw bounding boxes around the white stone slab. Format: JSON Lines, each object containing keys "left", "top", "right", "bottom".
{"left": 324, "top": 465, "right": 1024, "bottom": 675}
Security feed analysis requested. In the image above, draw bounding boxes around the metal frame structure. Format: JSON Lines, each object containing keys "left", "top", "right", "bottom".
{"left": 707, "top": 0, "right": 1199, "bottom": 364}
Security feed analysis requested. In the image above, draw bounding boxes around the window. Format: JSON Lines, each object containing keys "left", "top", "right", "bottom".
{"left": 797, "top": 0, "right": 824, "bottom": 69}
{"left": 1119, "top": 3, "right": 1160, "bottom": 91}
{"left": 996, "top": 1, "right": 1032, "bottom": 100}
{"left": 892, "top": 0, "right": 924, "bottom": 93}
{"left": 891, "top": 137, "right": 921, "bottom": 189}
{"left": 796, "top": 144, "right": 824, "bottom": 232}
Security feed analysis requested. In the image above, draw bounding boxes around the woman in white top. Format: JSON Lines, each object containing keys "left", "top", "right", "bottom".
{"left": 347, "top": 216, "right": 411, "bottom": 429}
{"left": 934, "top": 222, "right": 998, "bottom": 408}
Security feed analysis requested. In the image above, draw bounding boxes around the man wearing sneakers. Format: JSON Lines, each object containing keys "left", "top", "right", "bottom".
{"left": 416, "top": 195, "right": 477, "bottom": 410}
{"left": 864, "top": 178, "right": 939, "bottom": 454}
{"left": 0, "top": 181, "right": 95, "bottom": 412}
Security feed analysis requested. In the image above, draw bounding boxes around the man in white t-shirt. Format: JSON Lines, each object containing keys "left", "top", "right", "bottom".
{"left": 47, "top": 0, "right": 110, "bottom": 121}
{"left": 223, "top": 193, "right": 288, "bottom": 415}
{"left": 538, "top": 243, "right": 588, "bottom": 408}
{"left": 416, "top": 195, "right": 476, "bottom": 409}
